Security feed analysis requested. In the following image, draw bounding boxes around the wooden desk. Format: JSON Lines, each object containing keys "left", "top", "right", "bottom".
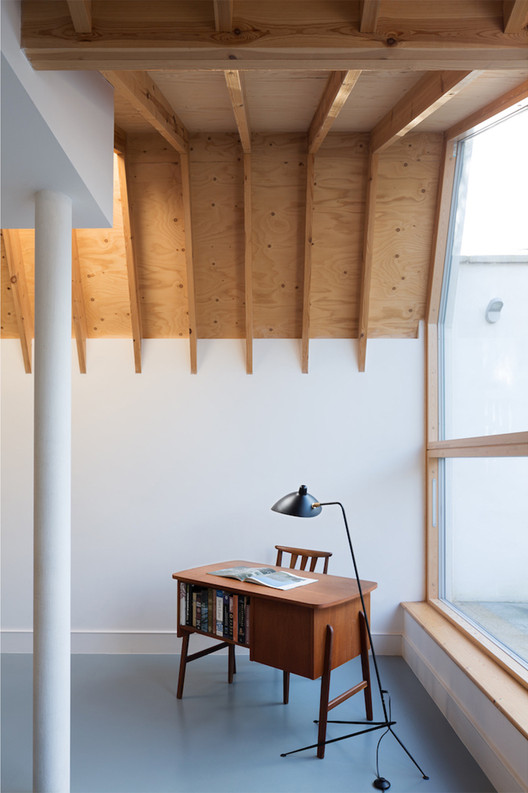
{"left": 173, "top": 560, "right": 377, "bottom": 757}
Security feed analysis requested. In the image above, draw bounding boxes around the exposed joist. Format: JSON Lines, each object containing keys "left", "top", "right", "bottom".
{"left": 308, "top": 71, "right": 361, "bottom": 154}
{"left": 214, "top": 0, "right": 234, "bottom": 32}
{"left": 180, "top": 153, "right": 198, "bottom": 374}
{"left": 225, "top": 71, "right": 251, "bottom": 153}
{"left": 244, "top": 153, "right": 253, "bottom": 374}
{"left": 503, "top": 0, "right": 528, "bottom": 32}
{"left": 2, "top": 230, "right": 33, "bottom": 373}
{"left": 428, "top": 431, "right": 528, "bottom": 458}
{"left": 116, "top": 152, "right": 143, "bottom": 373}
{"left": 446, "top": 78, "right": 528, "bottom": 142}
{"left": 371, "top": 71, "right": 478, "bottom": 153}
{"left": 101, "top": 71, "right": 188, "bottom": 155}
{"left": 359, "top": 0, "right": 381, "bottom": 33}
{"left": 301, "top": 152, "right": 315, "bottom": 373}
{"left": 357, "top": 150, "right": 379, "bottom": 373}
{"left": 71, "top": 231, "right": 88, "bottom": 374}
{"left": 66, "top": 0, "right": 92, "bottom": 33}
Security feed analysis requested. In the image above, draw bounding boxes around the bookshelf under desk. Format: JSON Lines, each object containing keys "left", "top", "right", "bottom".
{"left": 172, "top": 560, "right": 377, "bottom": 757}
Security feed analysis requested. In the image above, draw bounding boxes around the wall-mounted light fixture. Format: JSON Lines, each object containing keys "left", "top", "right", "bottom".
{"left": 485, "top": 298, "right": 503, "bottom": 323}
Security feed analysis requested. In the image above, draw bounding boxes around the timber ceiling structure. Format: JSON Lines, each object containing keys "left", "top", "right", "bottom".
{"left": 2, "top": 0, "right": 528, "bottom": 373}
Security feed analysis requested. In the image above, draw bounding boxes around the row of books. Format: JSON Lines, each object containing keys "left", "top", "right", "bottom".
{"left": 179, "top": 583, "right": 250, "bottom": 645}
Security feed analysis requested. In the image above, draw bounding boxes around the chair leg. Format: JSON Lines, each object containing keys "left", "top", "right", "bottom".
{"left": 283, "top": 671, "right": 290, "bottom": 704}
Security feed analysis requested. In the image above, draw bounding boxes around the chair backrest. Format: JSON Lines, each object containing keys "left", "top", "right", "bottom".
{"left": 275, "top": 545, "right": 332, "bottom": 575}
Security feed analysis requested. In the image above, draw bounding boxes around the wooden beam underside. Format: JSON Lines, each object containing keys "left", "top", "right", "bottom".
{"left": 225, "top": 70, "right": 251, "bottom": 153}
{"left": 446, "top": 78, "right": 528, "bottom": 141}
{"left": 214, "top": 0, "right": 234, "bottom": 32}
{"left": 101, "top": 71, "right": 188, "bottom": 154}
{"left": 66, "top": 0, "right": 92, "bottom": 33}
{"left": 308, "top": 71, "right": 361, "bottom": 154}
{"left": 370, "top": 71, "right": 478, "bottom": 153}
{"left": 503, "top": 0, "right": 528, "bottom": 32}
{"left": 21, "top": 1, "right": 528, "bottom": 71}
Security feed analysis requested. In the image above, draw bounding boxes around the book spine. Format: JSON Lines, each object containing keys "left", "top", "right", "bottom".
{"left": 216, "top": 590, "right": 224, "bottom": 636}
{"left": 200, "top": 588, "right": 208, "bottom": 632}
{"left": 245, "top": 597, "right": 250, "bottom": 645}
{"left": 223, "top": 592, "right": 230, "bottom": 638}
{"left": 208, "top": 589, "right": 214, "bottom": 634}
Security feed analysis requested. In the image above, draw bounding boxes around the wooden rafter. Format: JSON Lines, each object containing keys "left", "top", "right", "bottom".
{"left": 114, "top": 126, "right": 127, "bottom": 156}
{"left": 2, "top": 230, "right": 33, "bottom": 373}
{"left": 101, "top": 71, "right": 188, "bottom": 155}
{"left": 503, "top": 0, "right": 528, "bottom": 32}
{"left": 244, "top": 153, "right": 253, "bottom": 374}
{"left": 71, "top": 231, "right": 88, "bottom": 374}
{"left": 116, "top": 152, "right": 143, "bottom": 373}
{"left": 66, "top": 0, "right": 92, "bottom": 33}
{"left": 357, "top": 151, "right": 379, "bottom": 373}
{"left": 359, "top": 0, "right": 381, "bottom": 33}
{"left": 180, "top": 153, "right": 198, "bottom": 374}
{"left": 370, "top": 71, "right": 478, "bottom": 153}
{"left": 225, "top": 71, "right": 251, "bottom": 153}
{"left": 446, "top": 79, "right": 528, "bottom": 142}
{"left": 308, "top": 71, "right": 361, "bottom": 154}
{"left": 301, "top": 153, "right": 315, "bottom": 373}
{"left": 214, "top": 0, "right": 234, "bottom": 32}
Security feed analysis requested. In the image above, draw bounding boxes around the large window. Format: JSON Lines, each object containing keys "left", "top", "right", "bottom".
{"left": 437, "top": 108, "right": 528, "bottom": 670}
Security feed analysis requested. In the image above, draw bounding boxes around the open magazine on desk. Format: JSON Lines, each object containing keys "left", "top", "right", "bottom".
{"left": 208, "top": 566, "right": 317, "bottom": 591}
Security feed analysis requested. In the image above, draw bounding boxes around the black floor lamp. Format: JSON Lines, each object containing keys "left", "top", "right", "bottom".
{"left": 271, "top": 485, "right": 429, "bottom": 791}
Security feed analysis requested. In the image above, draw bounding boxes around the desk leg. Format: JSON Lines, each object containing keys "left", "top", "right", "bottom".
{"left": 283, "top": 671, "right": 290, "bottom": 705}
{"left": 359, "top": 611, "right": 373, "bottom": 720}
{"left": 177, "top": 632, "right": 190, "bottom": 699}
{"left": 317, "top": 624, "right": 334, "bottom": 759}
{"left": 228, "top": 644, "right": 236, "bottom": 684}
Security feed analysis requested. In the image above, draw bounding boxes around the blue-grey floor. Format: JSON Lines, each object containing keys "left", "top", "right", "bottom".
{"left": 2, "top": 653, "right": 494, "bottom": 793}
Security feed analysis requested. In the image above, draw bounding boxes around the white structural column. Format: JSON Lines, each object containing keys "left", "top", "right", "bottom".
{"left": 33, "top": 190, "right": 73, "bottom": 793}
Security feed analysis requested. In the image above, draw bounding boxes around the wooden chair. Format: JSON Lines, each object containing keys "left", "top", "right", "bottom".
{"left": 275, "top": 545, "right": 332, "bottom": 703}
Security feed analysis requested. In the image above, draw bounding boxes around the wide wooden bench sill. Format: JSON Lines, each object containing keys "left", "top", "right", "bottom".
{"left": 402, "top": 600, "right": 528, "bottom": 741}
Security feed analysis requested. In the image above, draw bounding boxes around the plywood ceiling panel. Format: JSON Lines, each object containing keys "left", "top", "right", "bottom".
{"left": 150, "top": 71, "right": 236, "bottom": 133}
{"left": 332, "top": 72, "right": 424, "bottom": 132}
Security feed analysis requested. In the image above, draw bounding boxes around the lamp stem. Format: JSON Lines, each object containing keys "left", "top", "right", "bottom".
{"left": 315, "top": 501, "right": 389, "bottom": 724}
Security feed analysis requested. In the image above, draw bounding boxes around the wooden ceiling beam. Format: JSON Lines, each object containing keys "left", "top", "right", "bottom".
{"left": 22, "top": 2, "right": 528, "bottom": 71}
{"left": 66, "top": 0, "right": 92, "bottom": 33}
{"left": 71, "top": 231, "right": 88, "bottom": 374}
{"left": 225, "top": 71, "right": 251, "bottom": 153}
{"left": 2, "top": 230, "right": 33, "bottom": 373}
{"left": 357, "top": 151, "right": 379, "bottom": 373}
{"left": 214, "top": 0, "right": 234, "bottom": 32}
{"left": 308, "top": 70, "right": 361, "bottom": 154}
{"left": 301, "top": 152, "right": 315, "bottom": 373}
{"left": 446, "top": 79, "right": 528, "bottom": 142}
{"left": 503, "top": 0, "right": 528, "bottom": 32}
{"left": 180, "top": 153, "right": 198, "bottom": 374}
{"left": 359, "top": 0, "right": 382, "bottom": 33}
{"left": 101, "top": 71, "right": 188, "bottom": 155}
{"left": 370, "top": 71, "right": 478, "bottom": 153}
{"left": 244, "top": 153, "right": 253, "bottom": 374}
{"left": 116, "top": 152, "right": 143, "bottom": 373}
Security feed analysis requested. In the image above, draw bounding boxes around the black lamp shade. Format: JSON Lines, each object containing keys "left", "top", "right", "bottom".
{"left": 271, "top": 485, "right": 322, "bottom": 517}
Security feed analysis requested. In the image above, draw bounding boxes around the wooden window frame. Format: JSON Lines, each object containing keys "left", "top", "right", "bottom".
{"left": 425, "top": 94, "right": 528, "bottom": 692}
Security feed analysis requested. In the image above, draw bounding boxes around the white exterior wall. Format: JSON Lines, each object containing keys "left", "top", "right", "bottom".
{"left": 1, "top": 337, "right": 425, "bottom": 653}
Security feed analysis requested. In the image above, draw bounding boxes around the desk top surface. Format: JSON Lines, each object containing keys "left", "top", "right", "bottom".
{"left": 172, "top": 560, "right": 377, "bottom": 609}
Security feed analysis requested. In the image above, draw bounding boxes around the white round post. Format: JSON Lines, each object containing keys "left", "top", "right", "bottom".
{"left": 33, "top": 190, "right": 72, "bottom": 793}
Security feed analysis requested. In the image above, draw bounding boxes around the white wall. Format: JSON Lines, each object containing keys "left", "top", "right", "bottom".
{"left": 1, "top": 337, "right": 425, "bottom": 653}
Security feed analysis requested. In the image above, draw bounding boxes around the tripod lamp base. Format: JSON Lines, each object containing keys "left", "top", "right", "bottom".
{"left": 373, "top": 777, "right": 391, "bottom": 790}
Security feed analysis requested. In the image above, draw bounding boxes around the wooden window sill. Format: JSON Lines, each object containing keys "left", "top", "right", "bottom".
{"left": 402, "top": 600, "right": 528, "bottom": 740}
